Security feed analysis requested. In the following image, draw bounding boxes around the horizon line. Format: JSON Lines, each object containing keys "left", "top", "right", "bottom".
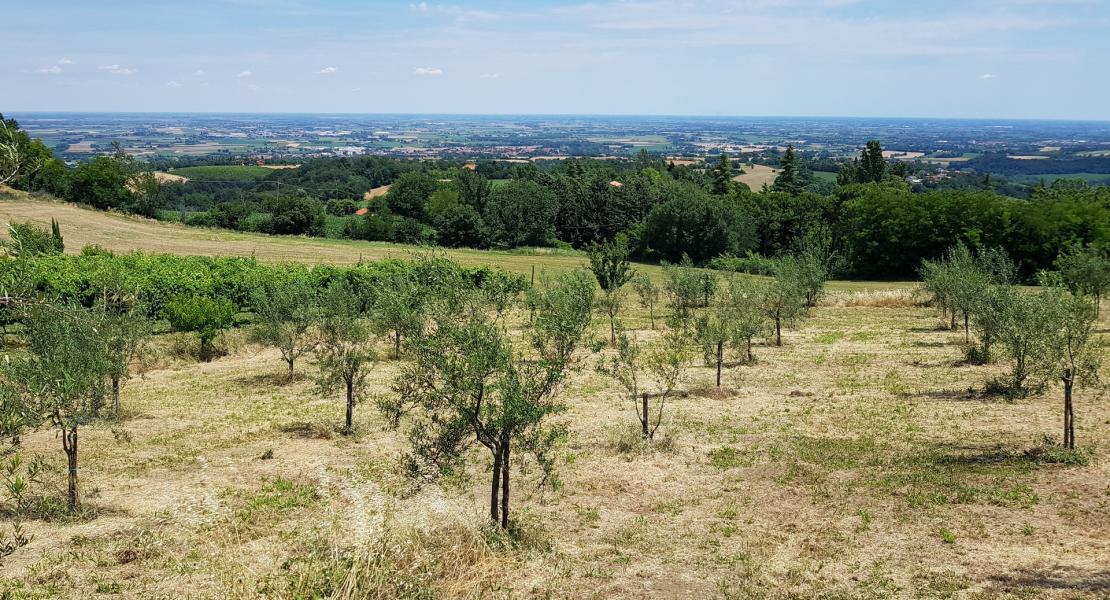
{"left": 6, "top": 110, "right": 1110, "bottom": 124}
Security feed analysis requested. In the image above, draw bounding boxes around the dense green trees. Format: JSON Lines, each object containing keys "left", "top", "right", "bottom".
{"left": 643, "top": 183, "right": 754, "bottom": 263}
{"left": 163, "top": 296, "right": 239, "bottom": 361}
{"left": 771, "top": 145, "right": 802, "bottom": 195}
{"left": 482, "top": 180, "right": 559, "bottom": 248}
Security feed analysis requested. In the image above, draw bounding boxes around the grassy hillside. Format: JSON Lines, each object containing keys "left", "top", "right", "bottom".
{"left": 0, "top": 193, "right": 909, "bottom": 291}
{"left": 167, "top": 165, "right": 274, "bottom": 181}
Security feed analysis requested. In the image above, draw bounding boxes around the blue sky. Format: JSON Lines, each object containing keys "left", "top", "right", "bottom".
{"left": 3, "top": 0, "right": 1109, "bottom": 119}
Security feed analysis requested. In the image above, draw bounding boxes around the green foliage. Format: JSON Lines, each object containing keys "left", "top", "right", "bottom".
{"left": 643, "top": 183, "right": 755, "bottom": 263}
{"left": 1054, "top": 244, "right": 1110, "bottom": 316}
{"left": 763, "top": 261, "right": 808, "bottom": 346}
{"left": 250, "top": 275, "right": 320, "bottom": 378}
{"left": 264, "top": 194, "right": 325, "bottom": 236}
{"left": 711, "top": 153, "right": 733, "bottom": 196}
{"left": 3, "top": 221, "right": 64, "bottom": 257}
{"left": 771, "top": 145, "right": 802, "bottom": 195}
{"left": 163, "top": 296, "right": 238, "bottom": 361}
{"left": 389, "top": 268, "right": 593, "bottom": 528}
{"left": 482, "top": 180, "right": 559, "bottom": 248}
{"left": 170, "top": 165, "right": 272, "bottom": 181}
{"left": 314, "top": 281, "right": 376, "bottom": 433}
{"left": 630, "top": 273, "right": 661, "bottom": 329}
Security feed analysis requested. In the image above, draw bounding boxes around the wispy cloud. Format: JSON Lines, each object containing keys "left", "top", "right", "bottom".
{"left": 57, "top": 57, "right": 74, "bottom": 65}
{"left": 166, "top": 80, "right": 184, "bottom": 88}
{"left": 980, "top": 73, "right": 999, "bottom": 79}
{"left": 479, "top": 73, "right": 500, "bottom": 79}
{"left": 99, "top": 64, "right": 138, "bottom": 75}
{"left": 237, "top": 70, "right": 253, "bottom": 78}
{"left": 194, "top": 69, "right": 206, "bottom": 76}
{"left": 36, "top": 65, "right": 63, "bottom": 74}
{"left": 318, "top": 66, "right": 338, "bottom": 74}
{"left": 413, "top": 66, "right": 443, "bottom": 76}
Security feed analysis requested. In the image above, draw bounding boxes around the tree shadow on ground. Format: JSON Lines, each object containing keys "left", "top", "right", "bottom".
{"left": 989, "top": 567, "right": 1110, "bottom": 593}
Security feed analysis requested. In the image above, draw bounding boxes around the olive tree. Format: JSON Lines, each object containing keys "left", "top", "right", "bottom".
{"left": 250, "top": 276, "right": 319, "bottom": 379}
{"left": 1046, "top": 285, "right": 1102, "bottom": 449}
{"left": 1, "top": 302, "right": 114, "bottom": 511}
{"left": 763, "top": 262, "right": 807, "bottom": 347}
{"left": 662, "top": 259, "right": 703, "bottom": 326}
{"left": 631, "top": 273, "right": 660, "bottom": 330}
{"left": 993, "top": 290, "right": 1061, "bottom": 398}
{"left": 587, "top": 237, "right": 634, "bottom": 345}
{"left": 369, "top": 271, "right": 425, "bottom": 358}
{"left": 314, "top": 282, "right": 377, "bottom": 434}
{"left": 695, "top": 276, "right": 767, "bottom": 385}
{"left": 598, "top": 326, "right": 689, "bottom": 440}
{"left": 1055, "top": 244, "right": 1110, "bottom": 318}
{"left": 386, "top": 269, "right": 594, "bottom": 529}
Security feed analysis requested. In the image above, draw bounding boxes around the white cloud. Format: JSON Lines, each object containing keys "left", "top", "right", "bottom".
{"left": 479, "top": 73, "right": 500, "bottom": 79}
{"left": 413, "top": 66, "right": 443, "bottom": 76}
{"left": 979, "top": 73, "right": 998, "bottom": 79}
{"left": 237, "top": 70, "right": 253, "bottom": 78}
{"left": 410, "top": 2, "right": 429, "bottom": 13}
{"left": 194, "top": 69, "right": 206, "bottom": 76}
{"left": 166, "top": 80, "right": 183, "bottom": 88}
{"left": 37, "top": 65, "right": 63, "bottom": 74}
{"left": 246, "top": 83, "right": 260, "bottom": 90}
{"left": 351, "top": 86, "right": 362, "bottom": 92}
{"left": 319, "top": 66, "right": 338, "bottom": 74}
{"left": 57, "top": 57, "right": 74, "bottom": 65}
{"left": 100, "top": 64, "right": 138, "bottom": 75}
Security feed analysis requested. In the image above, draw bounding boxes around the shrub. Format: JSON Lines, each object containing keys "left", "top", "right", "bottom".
{"left": 162, "top": 296, "right": 238, "bottom": 361}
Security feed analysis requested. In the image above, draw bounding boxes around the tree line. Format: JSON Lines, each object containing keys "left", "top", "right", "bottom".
{"left": 5, "top": 113, "right": 1110, "bottom": 280}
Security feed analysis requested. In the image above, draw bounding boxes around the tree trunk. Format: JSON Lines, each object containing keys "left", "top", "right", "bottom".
{"left": 963, "top": 312, "right": 969, "bottom": 343}
{"left": 345, "top": 378, "right": 354, "bottom": 433}
{"left": 775, "top": 317, "right": 782, "bottom": 347}
{"left": 609, "top": 312, "right": 616, "bottom": 346}
{"left": 500, "top": 437, "right": 511, "bottom": 530}
{"left": 287, "top": 356, "right": 295, "bottom": 380}
{"left": 111, "top": 375, "right": 121, "bottom": 418}
{"left": 641, "top": 392, "right": 650, "bottom": 439}
{"left": 62, "top": 426, "right": 78, "bottom": 511}
{"left": 1063, "top": 371, "right": 1074, "bottom": 449}
{"left": 394, "top": 332, "right": 401, "bottom": 359}
{"left": 950, "top": 309, "right": 957, "bottom": 330}
{"left": 489, "top": 444, "right": 501, "bottom": 524}
{"left": 746, "top": 337, "right": 753, "bottom": 362}
{"left": 649, "top": 303, "right": 655, "bottom": 330}
{"left": 716, "top": 341, "right": 723, "bottom": 387}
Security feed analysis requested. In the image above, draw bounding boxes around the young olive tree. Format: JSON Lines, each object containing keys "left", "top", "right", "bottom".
{"left": 763, "top": 262, "right": 807, "bottom": 347}
{"left": 2, "top": 302, "right": 114, "bottom": 511}
{"left": 694, "top": 276, "right": 767, "bottom": 385}
{"left": 369, "top": 271, "right": 425, "bottom": 358}
{"left": 993, "top": 290, "right": 1061, "bottom": 397}
{"left": 598, "top": 326, "right": 689, "bottom": 440}
{"left": 1045, "top": 284, "right": 1102, "bottom": 449}
{"left": 387, "top": 269, "right": 594, "bottom": 529}
{"left": 163, "top": 296, "right": 238, "bottom": 361}
{"left": 314, "top": 281, "right": 377, "bottom": 434}
{"left": 587, "top": 237, "right": 634, "bottom": 345}
{"left": 1055, "top": 244, "right": 1110, "bottom": 318}
{"left": 662, "top": 258, "right": 703, "bottom": 326}
{"left": 631, "top": 273, "right": 661, "bottom": 330}
{"left": 250, "top": 276, "right": 319, "bottom": 379}
{"left": 968, "top": 284, "right": 1015, "bottom": 364}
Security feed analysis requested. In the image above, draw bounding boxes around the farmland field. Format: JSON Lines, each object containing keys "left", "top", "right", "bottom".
{"left": 0, "top": 259, "right": 1106, "bottom": 597}
{"left": 734, "top": 164, "right": 780, "bottom": 190}
{"left": 167, "top": 165, "right": 275, "bottom": 181}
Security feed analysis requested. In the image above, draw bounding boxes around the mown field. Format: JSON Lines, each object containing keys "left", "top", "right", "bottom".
{"left": 2, "top": 193, "right": 1107, "bottom": 599}
{"left": 1, "top": 288, "right": 1107, "bottom": 598}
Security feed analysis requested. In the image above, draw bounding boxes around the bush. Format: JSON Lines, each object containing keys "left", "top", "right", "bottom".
{"left": 184, "top": 211, "right": 214, "bottom": 228}
{"left": 3, "top": 221, "right": 63, "bottom": 257}
{"left": 390, "top": 217, "right": 434, "bottom": 245}
{"left": 240, "top": 212, "right": 274, "bottom": 233}
{"left": 264, "top": 195, "right": 325, "bottom": 236}
{"left": 162, "top": 296, "right": 238, "bottom": 361}
{"left": 709, "top": 252, "right": 778, "bottom": 276}
{"left": 325, "top": 199, "right": 359, "bottom": 216}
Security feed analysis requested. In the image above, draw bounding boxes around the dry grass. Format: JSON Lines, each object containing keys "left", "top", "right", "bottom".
{"left": 819, "top": 288, "right": 922, "bottom": 308}
{"left": 732, "top": 164, "right": 780, "bottom": 191}
{"left": 2, "top": 297, "right": 1108, "bottom": 598}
